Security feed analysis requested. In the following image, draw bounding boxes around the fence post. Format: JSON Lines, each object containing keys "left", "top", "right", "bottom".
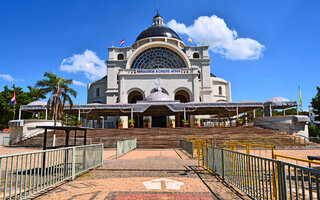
{"left": 101, "top": 143, "right": 104, "bottom": 165}
{"left": 191, "top": 141, "right": 194, "bottom": 158}
{"left": 277, "top": 161, "right": 287, "bottom": 200}
{"left": 72, "top": 147, "right": 76, "bottom": 180}
{"left": 206, "top": 142, "right": 209, "bottom": 169}
{"left": 221, "top": 148, "right": 225, "bottom": 181}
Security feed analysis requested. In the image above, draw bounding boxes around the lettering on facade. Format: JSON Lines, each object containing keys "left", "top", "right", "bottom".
{"left": 135, "top": 69, "right": 182, "bottom": 74}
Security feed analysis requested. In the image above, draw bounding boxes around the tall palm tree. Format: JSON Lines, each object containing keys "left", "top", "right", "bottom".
{"left": 36, "top": 71, "right": 77, "bottom": 146}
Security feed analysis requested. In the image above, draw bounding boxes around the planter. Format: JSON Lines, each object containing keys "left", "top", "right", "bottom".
{"left": 195, "top": 124, "right": 200, "bottom": 128}
{"left": 129, "top": 124, "right": 134, "bottom": 128}
{"left": 145, "top": 124, "right": 149, "bottom": 128}
{"left": 118, "top": 125, "right": 123, "bottom": 129}
{"left": 170, "top": 124, "right": 174, "bottom": 128}
{"left": 183, "top": 123, "right": 188, "bottom": 127}
{"left": 236, "top": 123, "right": 241, "bottom": 127}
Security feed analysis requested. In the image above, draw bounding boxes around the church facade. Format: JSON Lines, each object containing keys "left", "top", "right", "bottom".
{"left": 87, "top": 13, "right": 231, "bottom": 106}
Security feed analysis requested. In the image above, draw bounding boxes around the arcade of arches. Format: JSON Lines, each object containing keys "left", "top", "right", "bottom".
{"left": 125, "top": 90, "right": 192, "bottom": 128}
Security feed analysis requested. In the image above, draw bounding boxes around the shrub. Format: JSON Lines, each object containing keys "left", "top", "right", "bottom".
{"left": 128, "top": 119, "right": 135, "bottom": 124}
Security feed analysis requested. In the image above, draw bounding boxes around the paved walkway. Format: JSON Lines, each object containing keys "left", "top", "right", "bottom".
{"left": 32, "top": 149, "right": 250, "bottom": 200}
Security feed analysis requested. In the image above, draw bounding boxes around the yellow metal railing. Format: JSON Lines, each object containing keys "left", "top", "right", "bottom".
{"left": 189, "top": 136, "right": 320, "bottom": 199}
{"left": 223, "top": 141, "right": 275, "bottom": 154}
{"left": 229, "top": 135, "right": 305, "bottom": 149}
{"left": 272, "top": 153, "right": 320, "bottom": 166}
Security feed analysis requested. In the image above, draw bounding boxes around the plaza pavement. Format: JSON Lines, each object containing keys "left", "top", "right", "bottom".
{"left": 29, "top": 148, "right": 251, "bottom": 200}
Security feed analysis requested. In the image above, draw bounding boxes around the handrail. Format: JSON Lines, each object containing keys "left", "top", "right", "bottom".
{"left": 0, "top": 144, "right": 102, "bottom": 158}
{"left": 0, "top": 144, "right": 103, "bottom": 200}
{"left": 202, "top": 146, "right": 320, "bottom": 200}
{"left": 273, "top": 153, "right": 320, "bottom": 165}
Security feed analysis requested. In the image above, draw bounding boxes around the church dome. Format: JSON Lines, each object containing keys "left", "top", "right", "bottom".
{"left": 265, "top": 97, "right": 290, "bottom": 103}
{"left": 146, "top": 91, "right": 171, "bottom": 101}
{"left": 27, "top": 100, "right": 47, "bottom": 106}
{"left": 135, "top": 12, "right": 181, "bottom": 42}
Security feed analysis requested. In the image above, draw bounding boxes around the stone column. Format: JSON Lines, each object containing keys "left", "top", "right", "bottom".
{"left": 120, "top": 116, "right": 128, "bottom": 128}
{"left": 175, "top": 114, "right": 180, "bottom": 127}
{"left": 167, "top": 115, "right": 175, "bottom": 128}
{"left": 189, "top": 115, "right": 195, "bottom": 127}
{"left": 143, "top": 116, "right": 151, "bottom": 128}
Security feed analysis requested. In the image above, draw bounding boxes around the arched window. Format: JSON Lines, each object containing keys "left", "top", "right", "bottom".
{"left": 117, "top": 53, "right": 124, "bottom": 60}
{"left": 128, "top": 91, "right": 143, "bottom": 103}
{"left": 131, "top": 47, "right": 186, "bottom": 69}
{"left": 219, "top": 86, "right": 222, "bottom": 95}
{"left": 174, "top": 90, "right": 190, "bottom": 103}
{"left": 96, "top": 88, "right": 100, "bottom": 97}
{"left": 193, "top": 52, "right": 199, "bottom": 58}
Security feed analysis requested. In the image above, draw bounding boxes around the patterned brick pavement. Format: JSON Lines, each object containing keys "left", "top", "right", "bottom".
{"left": 33, "top": 149, "right": 251, "bottom": 200}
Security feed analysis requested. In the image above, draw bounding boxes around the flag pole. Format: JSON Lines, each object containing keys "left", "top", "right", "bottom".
{"left": 298, "top": 86, "right": 301, "bottom": 115}
{"left": 13, "top": 103, "right": 15, "bottom": 120}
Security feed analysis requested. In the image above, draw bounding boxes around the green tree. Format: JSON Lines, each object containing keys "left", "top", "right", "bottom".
{"left": 35, "top": 71, "right": 77, "bottom": 146}
{"left": 309, "top": 86, "right": 320, "bottom": 137}
{"left": 0, "top": 85, "right": 45, "bottom": 129}
{"left": 311, "top": 86, "right": 320, "bottom": 125}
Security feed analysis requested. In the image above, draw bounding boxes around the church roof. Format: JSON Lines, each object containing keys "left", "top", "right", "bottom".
{"left": 27, "top": 100, "right": 47, "bottom": 106}
{"left": 265, "top": 97, "right": 290, "bottom": 103}
{"left": 136, "top": 25, "right": 181, "bottom": 42}
{"left": 135, "top": 13, "right": 181, "bottom": 42}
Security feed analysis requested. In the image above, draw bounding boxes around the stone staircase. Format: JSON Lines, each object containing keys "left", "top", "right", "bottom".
{"left": 24, "top": 126, "right": 289, "bottom": 148}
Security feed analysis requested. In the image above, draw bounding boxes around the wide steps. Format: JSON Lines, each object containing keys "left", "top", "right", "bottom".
{"left": 20, "top": 126, "right": 289, "bottom": 148}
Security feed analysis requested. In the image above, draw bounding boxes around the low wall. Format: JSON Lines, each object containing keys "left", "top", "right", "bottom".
{"left": 254, "top": 115, "right": 310, "bottom": 138}
{"left": 0, "top": 133, "right": 10, "bottom": 145}
{"left": 9, "top": 120, "right": 61, "bottom": 144}
{"left": 12, "top": 137, "right": 92, "bottom": 147}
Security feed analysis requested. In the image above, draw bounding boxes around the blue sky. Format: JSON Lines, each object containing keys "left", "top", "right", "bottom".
{"left": 0, "top": 0, "right": 319, "bottom": 110}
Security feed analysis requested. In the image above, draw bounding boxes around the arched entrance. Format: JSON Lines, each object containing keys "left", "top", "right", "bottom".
{"left": 175, "top": 90, "right": 190, "bottom": 127}
{"left": 128, "top": 91, "right": 143, "bottom": 103}
{"left": 128, "top": 91, "right": 144, "bottom": 128}
{"left": 174, "top": 90, "right": 190, "bottom": 103}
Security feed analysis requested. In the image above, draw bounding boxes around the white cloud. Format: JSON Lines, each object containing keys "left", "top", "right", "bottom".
{"left": 72, "top": 80, "right": 87, "bottom": 87}
{"left": 60, "top": 49, "right": 106, "bottom": 81}
{"left": 167, "top": 15, "right": 265, "bottom": 60}
{"left": 0, "top": 74, "right": 22, "bottom": 82}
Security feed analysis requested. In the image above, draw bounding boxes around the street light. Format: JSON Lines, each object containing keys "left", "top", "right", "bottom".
{"left": 99, "top": 116, "right": 104, "bottom": 129}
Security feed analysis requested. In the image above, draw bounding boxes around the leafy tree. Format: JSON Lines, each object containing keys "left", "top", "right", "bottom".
{"left": 35, "top": 71, "right": 77, "bottom": 146}
{"left": 309, "top": 126, "right": 320, "bottom": 137}
{"left": 0, "top": 85, "right": 45, "bottom": 129}
{"left": 311, "top": 86, "right": 320, "bottom": 125}
{"left": 309, "top": 86, "right": 320, "bottom": 137}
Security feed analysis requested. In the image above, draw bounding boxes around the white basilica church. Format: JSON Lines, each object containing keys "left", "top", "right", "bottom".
{"left": 87, "top": 13, "right": 231, "bottom": 106}
{"left": 15, "top": 13, "right": 303, "bottom": 134}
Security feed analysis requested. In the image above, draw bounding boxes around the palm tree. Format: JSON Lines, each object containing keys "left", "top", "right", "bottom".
{"left": 36, "top": 71, "right": 77, "bottom": 147}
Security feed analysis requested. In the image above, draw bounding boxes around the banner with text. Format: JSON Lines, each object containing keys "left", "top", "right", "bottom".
{"left": 135, "top": 69, "right": 182, "bottom": 74}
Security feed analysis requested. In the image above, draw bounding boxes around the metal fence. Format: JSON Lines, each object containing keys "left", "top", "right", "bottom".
{"left": 116, "top": 139, "right": 137, "bottom": 158}
{"left": 202, "top": 146, "right": 320, "bottom": 200}
{"left": 0, "top": 144, "right": 103, "bottom": 200}
{"left": 179, "top": 140, "right": 194, "bottom": 158}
